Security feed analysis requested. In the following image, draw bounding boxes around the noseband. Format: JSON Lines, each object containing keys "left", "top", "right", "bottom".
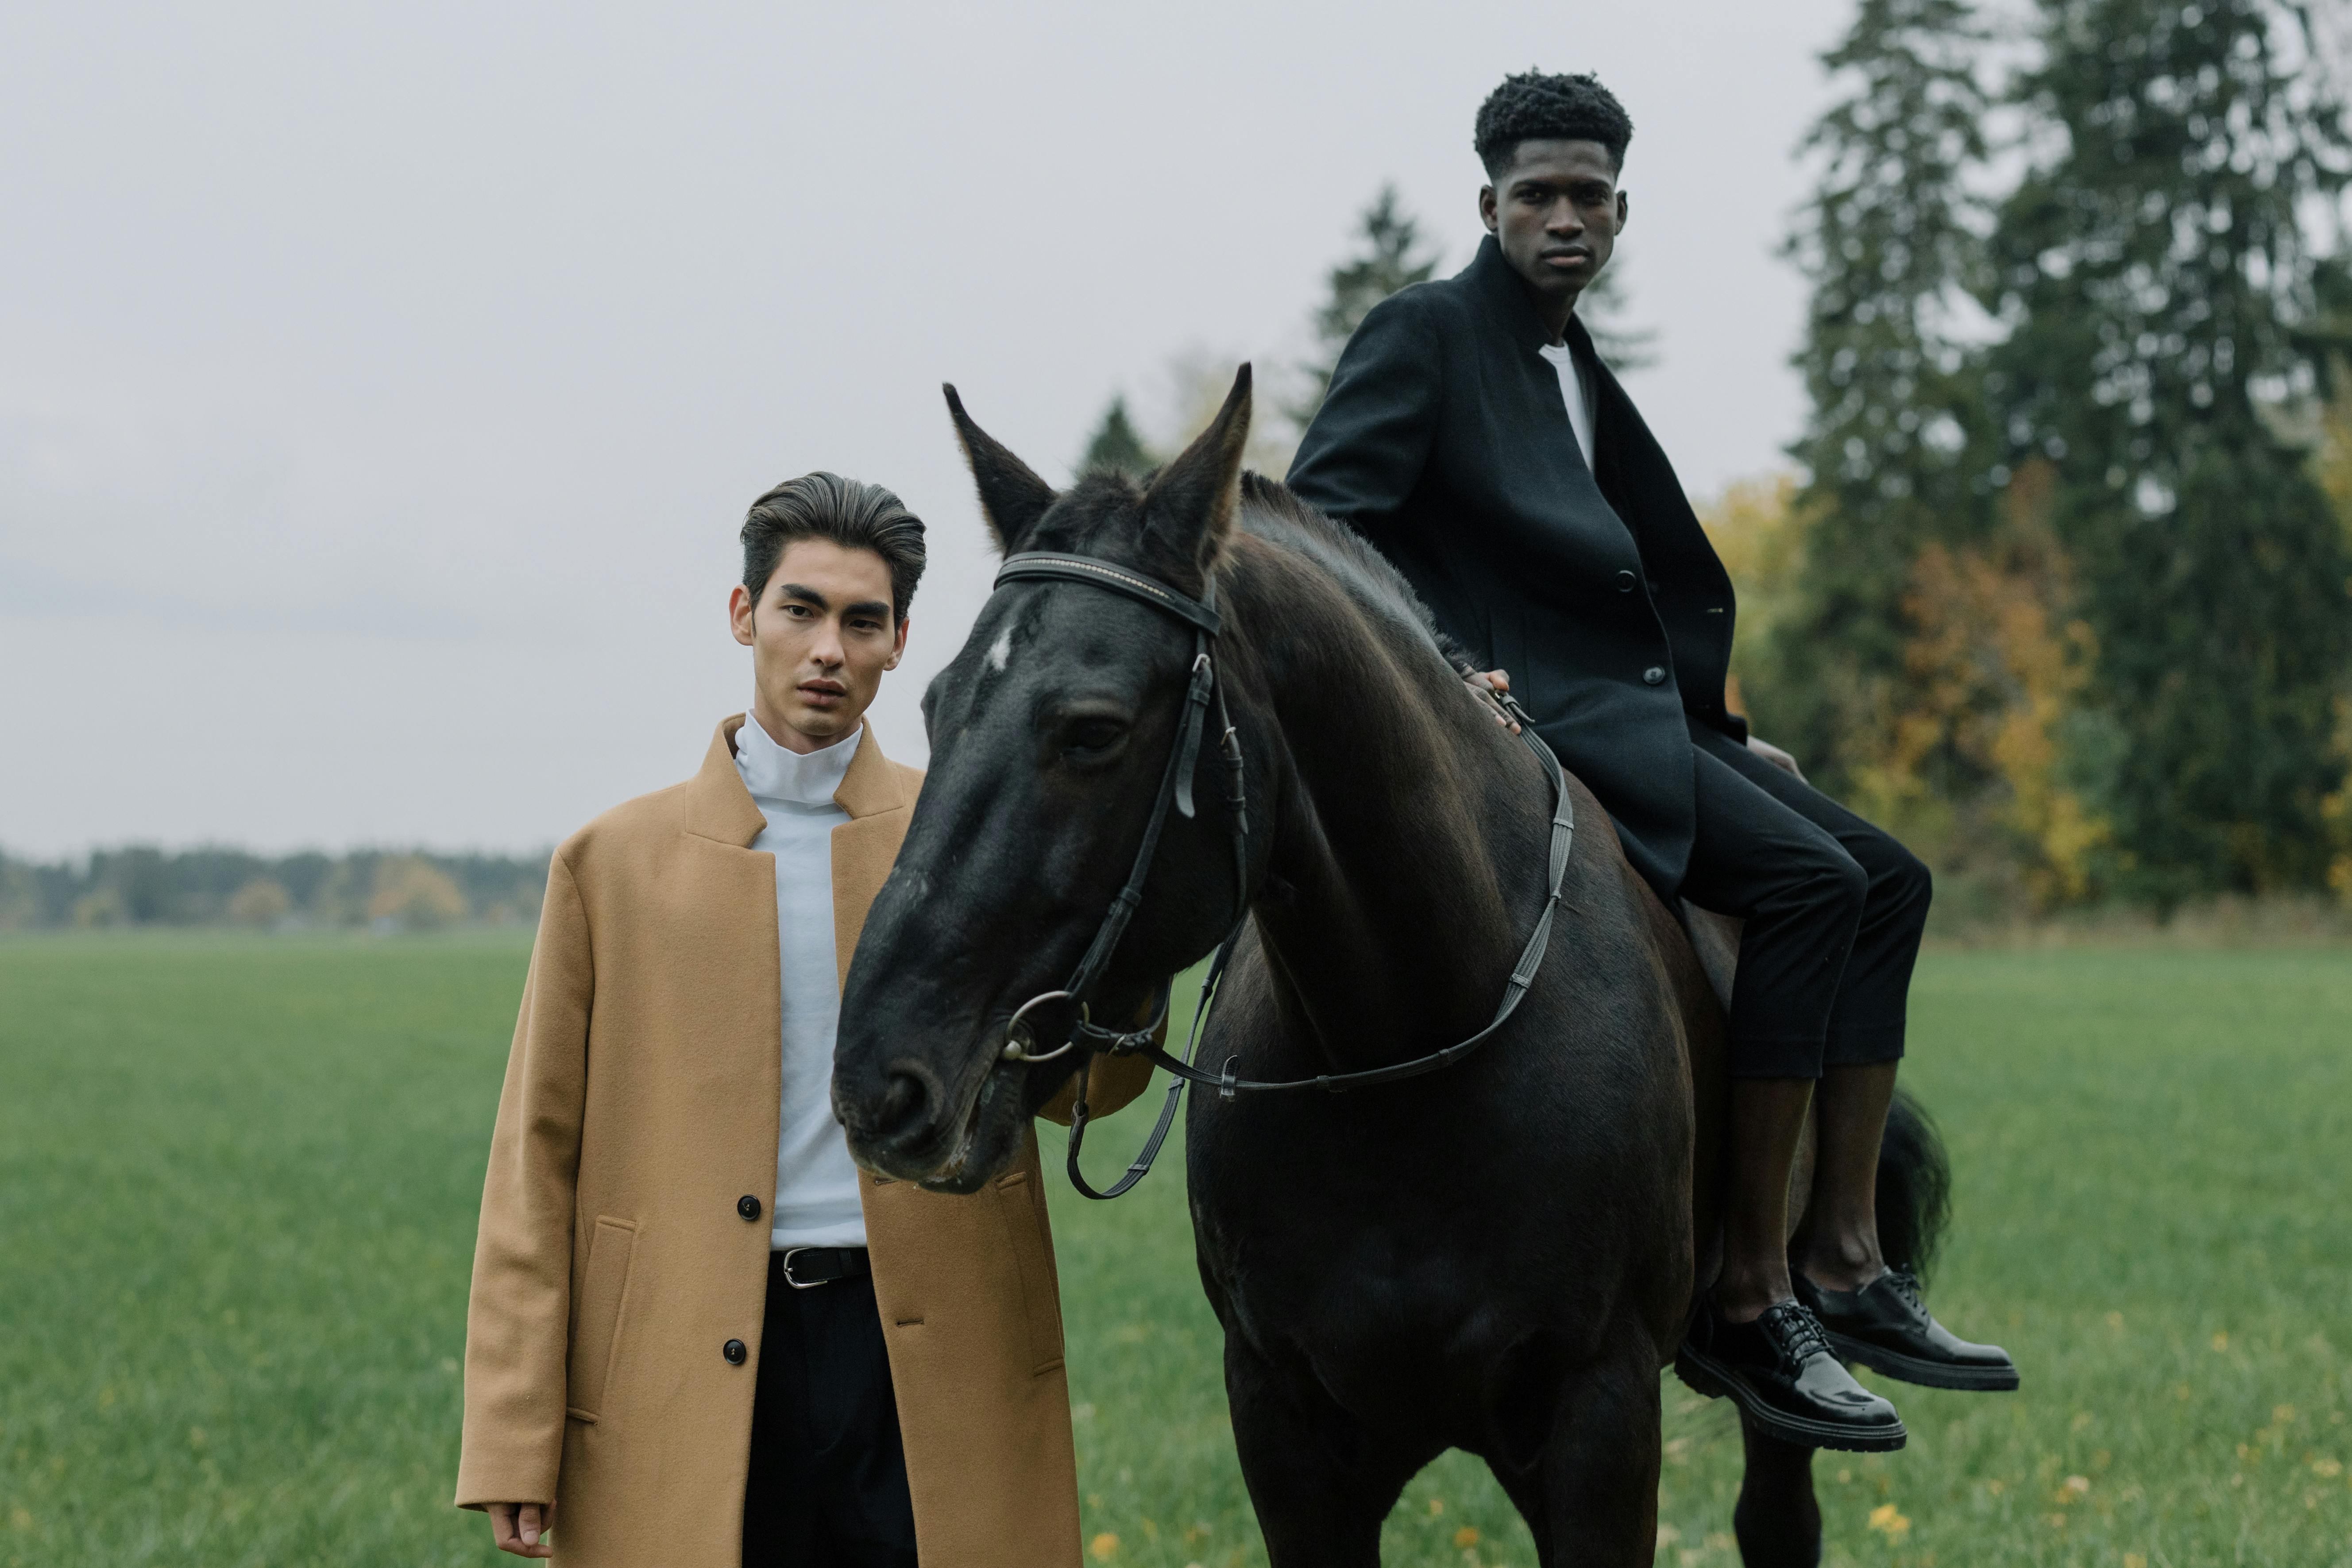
{"left": 985, "top": 548, "right": 1575, "bottom": 1200}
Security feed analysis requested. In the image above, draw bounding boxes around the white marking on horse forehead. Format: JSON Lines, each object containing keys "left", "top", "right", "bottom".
{"left": 986, "top": 629, "right": 1012, "bottom": 672}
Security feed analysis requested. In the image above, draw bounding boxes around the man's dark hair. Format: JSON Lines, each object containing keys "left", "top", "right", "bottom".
{"left": 1474, "top": 71, "right": 1634, "bottom": 177}
{"left": 740, "top": 471, "right": 927, "bottom": 623}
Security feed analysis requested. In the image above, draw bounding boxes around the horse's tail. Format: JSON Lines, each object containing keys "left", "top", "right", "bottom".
{"left": 1872, "top": 1089, "right": 1952, "bottom": 1282}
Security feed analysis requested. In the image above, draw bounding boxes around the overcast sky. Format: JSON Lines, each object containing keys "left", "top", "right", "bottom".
{"left": 1, "top": 0, "right": 1859, "bottom": 858}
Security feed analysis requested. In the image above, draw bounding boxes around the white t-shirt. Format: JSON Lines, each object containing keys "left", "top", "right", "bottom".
{"left": 733, "top": 714, "right": 867, "bottom": 1249}
{"left": 1537, "top": 337, "right": 1598, "bottom": 472}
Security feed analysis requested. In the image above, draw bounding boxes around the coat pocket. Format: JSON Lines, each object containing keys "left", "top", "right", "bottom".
{"left": 992, "top": 1172, "right": 1065, "bottom": 1376}
{"left": 566, "top": 1216, "right": 637, "bottom": 1422}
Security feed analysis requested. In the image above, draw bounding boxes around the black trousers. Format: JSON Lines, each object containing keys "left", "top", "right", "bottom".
{"left": 741, "top": 1253, "right": 919, "bottom": 1568}
{"left": 1677, "top": 720, "right": 1932, "bottom": 1079}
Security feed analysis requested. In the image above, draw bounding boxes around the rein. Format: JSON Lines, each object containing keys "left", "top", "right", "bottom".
{"left": 985, "top": 549, "right": 1575, "bottom": 1200}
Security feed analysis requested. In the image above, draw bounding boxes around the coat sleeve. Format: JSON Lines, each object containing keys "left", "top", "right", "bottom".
{"left": 1285, "top": 290, "right": 1442, "bottom": 541}
{"left": 453, "top": 850, "right": 592, "bottom": 1510}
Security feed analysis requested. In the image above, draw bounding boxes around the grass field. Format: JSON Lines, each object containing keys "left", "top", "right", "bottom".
{"left": 1, "top": 933, "right": 2347, "bottom": 1567}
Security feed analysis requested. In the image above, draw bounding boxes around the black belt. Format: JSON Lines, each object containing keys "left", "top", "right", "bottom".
{"left": 772, "top": 1246, "right": 871, "bottom": 1290}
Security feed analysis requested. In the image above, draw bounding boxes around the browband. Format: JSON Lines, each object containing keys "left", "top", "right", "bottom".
{"left": 994, "top": 553, "right": 1223, "bottom": 637}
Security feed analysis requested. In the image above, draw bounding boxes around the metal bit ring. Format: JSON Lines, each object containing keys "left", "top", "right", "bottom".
{"left": 1000, "top": 990, "right": 1086, "bottom": 1063}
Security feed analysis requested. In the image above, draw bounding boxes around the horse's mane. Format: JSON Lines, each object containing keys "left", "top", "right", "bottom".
{"left": 1232, "top": 473, "right": 1478, "bottom": 678}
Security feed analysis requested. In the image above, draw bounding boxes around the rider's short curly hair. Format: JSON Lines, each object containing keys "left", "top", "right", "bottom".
{"left": 1473, "top": 71, "right": 1634, "bottom": 177}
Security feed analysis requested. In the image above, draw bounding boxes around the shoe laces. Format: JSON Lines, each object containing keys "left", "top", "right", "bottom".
{"left": 1757, "top": 1301, "right": 1834, "bottom": 1367}
{"left": 1881, "top": 1268, "right": 1926, "bottom": 1315}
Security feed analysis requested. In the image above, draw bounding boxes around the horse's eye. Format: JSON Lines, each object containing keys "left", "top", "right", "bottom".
{"left": 1062, "top": 717, "right": 1128, "bottom": 760}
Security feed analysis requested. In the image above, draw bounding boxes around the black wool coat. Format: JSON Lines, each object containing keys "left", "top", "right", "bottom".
{"left": 1287, "top": 234, "right": 1746, "bottom": 899}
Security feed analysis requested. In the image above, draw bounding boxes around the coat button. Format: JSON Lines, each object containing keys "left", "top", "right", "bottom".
{"left": 1615, "top": 569, "right": 1637, "bottom": 593}
{"left": 1643, "top": 666, "right": 1667, "bottom": 686}
{"left": 723, "top": 1339, "right": 747, "bottom": 1366}
{"left": 737, "top": 1194, "right": 762, "bottom": 1221}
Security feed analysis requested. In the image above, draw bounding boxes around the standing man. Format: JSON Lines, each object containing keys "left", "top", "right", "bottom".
{"left": 1288, "top": 72, "right": 2015, "bottom": 1452}
{"left": 455, "top": 473, "right": 1151, "bottom": 1564}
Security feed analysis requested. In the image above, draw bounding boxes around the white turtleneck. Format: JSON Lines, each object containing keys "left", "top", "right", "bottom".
{"left": 733, "top": 713, "right": 866, "bottom": 1249}
{"left": 1537, "top": 336, "right": 1598, "bottom": 472}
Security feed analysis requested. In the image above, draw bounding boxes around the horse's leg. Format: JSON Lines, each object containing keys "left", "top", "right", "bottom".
{"left": 1732, "top": 1420, "right": 1822, "bottom": 1568}
{"left": 1497, "top": 1350, "right": 1661, "bottom": 1568}
{"left": 1223, "top": 1334, "right": 1418, "bottom": 1568}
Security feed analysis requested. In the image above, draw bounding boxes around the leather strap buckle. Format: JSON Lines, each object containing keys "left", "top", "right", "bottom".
{"left": 780, "top": 1247, "right": 866, "bottom": 1290}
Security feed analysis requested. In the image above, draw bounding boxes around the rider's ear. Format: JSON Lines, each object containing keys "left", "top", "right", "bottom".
{"left": 1143, "top": 363, "right": 1251, "bottom": 577}
{"left": 944, "top": 384, "right": 1058, "bottom": 554}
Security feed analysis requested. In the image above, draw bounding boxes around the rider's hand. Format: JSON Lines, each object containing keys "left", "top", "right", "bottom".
{"left": 1746, "top": 734, "right": 1806, "bottom": 783}
{"left": 489, "top": 1502, "right": 556, "bottom": 1559}
{"left": 1466, "top": 668, "right": 1521, "bottom": 734}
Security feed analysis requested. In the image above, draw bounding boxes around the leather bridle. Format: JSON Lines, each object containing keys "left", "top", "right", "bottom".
{"left": 985, "top": 549, "right": 1576, "bottom": 1200}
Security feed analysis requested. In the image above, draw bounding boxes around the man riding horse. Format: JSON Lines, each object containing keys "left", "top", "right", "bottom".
{"left": 1287, "top": 69, "right": 2016, "bottom": 1450}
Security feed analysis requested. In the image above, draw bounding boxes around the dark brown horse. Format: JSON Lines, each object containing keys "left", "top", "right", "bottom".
{"left": 833, "top": 368, "right": 1946, "bottom": 1566}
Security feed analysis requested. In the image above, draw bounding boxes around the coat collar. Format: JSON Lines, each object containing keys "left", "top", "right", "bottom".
{"left": 833, "top": 722, "right": 911, "bottom": 819}
{"left": 1463, "top": 235, "right": 1614, "bottom": 371}
{"left": 684, "top": 715, "right": 910, "bottom": 846}
{"left": 1464, "top": 233, "right": 1564, "bottom": 351}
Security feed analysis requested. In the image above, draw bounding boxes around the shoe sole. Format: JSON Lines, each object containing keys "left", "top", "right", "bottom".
{"left": 1673, "top": 1347, "right": 1908, "bottom": 1453}
{"left": 1824, "top": 1331, "right": 2020, "bottom": 1392}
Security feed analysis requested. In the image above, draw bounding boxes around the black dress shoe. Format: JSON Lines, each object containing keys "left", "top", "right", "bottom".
{"left": 1796, "top": 1269, "right": 2020, "bottom": 1392}
{"left": 1676, "top": 1300, "right": 1908, "bottom": 1452}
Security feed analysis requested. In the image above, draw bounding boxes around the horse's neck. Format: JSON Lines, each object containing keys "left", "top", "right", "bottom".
{"left": 1229, "top": 545, "right": 1554, "bottom": 1066}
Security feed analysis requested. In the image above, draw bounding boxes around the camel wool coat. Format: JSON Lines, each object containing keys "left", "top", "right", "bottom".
{"left": 455, "top": 717, "right": 1151, "bottom": 1566}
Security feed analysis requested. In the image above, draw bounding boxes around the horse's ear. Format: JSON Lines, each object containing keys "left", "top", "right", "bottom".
{"left": 1143, "top": 364, "right": 1251, "bottom": 572}
{"left": 944, "top": 383, "right": 1057, "bottom": 554}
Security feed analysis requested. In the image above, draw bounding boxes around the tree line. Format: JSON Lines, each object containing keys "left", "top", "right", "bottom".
{"left": 0, "top": 846, "right": 549, "bottom": 931}
{"left": 1752, "top": 0, "right": 2352, "bottom": 912}
{"left": 17, "top": 0, "right": 2348, "bottom": 930}
{"left": 1091, "top": 0, "right": 2352, "bottom": 917}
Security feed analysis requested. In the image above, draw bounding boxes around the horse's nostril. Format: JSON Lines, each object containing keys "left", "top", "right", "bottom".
{"left": 874, "top": 1069, "right": 935, "bottom": 1147}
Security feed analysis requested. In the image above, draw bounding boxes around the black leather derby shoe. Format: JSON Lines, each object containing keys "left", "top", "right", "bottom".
{"left": 1796, "top": 1268, "right": 2020, "bottom": 1392}
{"left": 1676, "top": 1300, "right": 1908, "bottom": 1452}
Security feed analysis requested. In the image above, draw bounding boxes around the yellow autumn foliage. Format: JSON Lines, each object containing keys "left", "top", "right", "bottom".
{"left": 1703, "top": 462, "right": 2114, "bottom": 908}
{"left": 367, "top": 855, "right": 469, "bottom": 931}
{"left": 1694, "top": 473, "right": 1806, "bottom": 721}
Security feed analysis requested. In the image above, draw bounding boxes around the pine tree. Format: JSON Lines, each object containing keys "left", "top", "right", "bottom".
{"left": 1290, "top": 185, "right": 1441, "bottom": 427}
{"left": 1989, "top": 0, "right": 2352, "bottom": 897}
{"left": 1078, "top": 394, "right": 1158, "bottom": 477}
{"left": 1768, "top": 0, "right": 1998, "bottom": 804}
{"left": 1576, "top": 265, "right": 1659, "bottom": 373}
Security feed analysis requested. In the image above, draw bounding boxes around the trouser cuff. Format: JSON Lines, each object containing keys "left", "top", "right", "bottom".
{"left": 1726, "top": 1033, "right": 1827, "bottom": 1081}
{"left": 1823, "top": 1023, "right": 1905, "bottom": 1067}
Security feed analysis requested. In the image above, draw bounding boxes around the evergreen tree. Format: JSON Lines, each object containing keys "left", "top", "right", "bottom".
{"left": 1770, "top": 0, "right": 1997, "bottom": 800}
{"left": 1989, "top": 0, "right": 2352, "bottom": 897}
{"left": 1576, "top": 264, "right": 1659, "bottom": 373}
{"left": 1290, "top": 185, "right": 1441, "bottom": 426}
{"left": 1078, "top": 394, "right": 1158, "bottom": 477}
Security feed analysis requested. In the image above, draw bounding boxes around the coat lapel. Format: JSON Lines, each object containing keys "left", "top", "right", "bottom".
{"left": 830, "top": 725, "right": 915, "bottom": 984}
{"left": 691, "top": 712, "right": 911, "bottom": 992}
{"left": 681, "top": 716, "right": 772, "bottom": 848}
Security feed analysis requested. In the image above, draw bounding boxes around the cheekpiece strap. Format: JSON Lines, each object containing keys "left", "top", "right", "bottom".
{"left": 995, "top": 553, "right": 1222, "bottom": 637}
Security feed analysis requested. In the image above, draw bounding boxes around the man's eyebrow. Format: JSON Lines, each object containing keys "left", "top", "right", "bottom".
{"left": 777, "top": 583, "right": 829, "bottom": 609}
{"left": 843, "top": 599, "right": 893, "bottom": 620}
{"left": 1515, "top": 174, "right": 1611, "bottom": 193}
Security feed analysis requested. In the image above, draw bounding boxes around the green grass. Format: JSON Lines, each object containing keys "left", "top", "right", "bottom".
{"left": 2, "top": 935, "right": 2347, "bottom": 1566}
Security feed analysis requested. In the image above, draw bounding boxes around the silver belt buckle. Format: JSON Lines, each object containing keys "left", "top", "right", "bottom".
{"left": 781, "top": 1247, "right": 826, "bottom": 1289}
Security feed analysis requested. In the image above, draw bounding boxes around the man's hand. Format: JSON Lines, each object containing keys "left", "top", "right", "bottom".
{"left": 489, "top": 1502, "right": 556, "bottom": 1559}
{"left": 1466, "top": 668, "right": 1521, "bottom": 734}
{"left": 1746, "top": 734, "right": 1806, "bottom": 783}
